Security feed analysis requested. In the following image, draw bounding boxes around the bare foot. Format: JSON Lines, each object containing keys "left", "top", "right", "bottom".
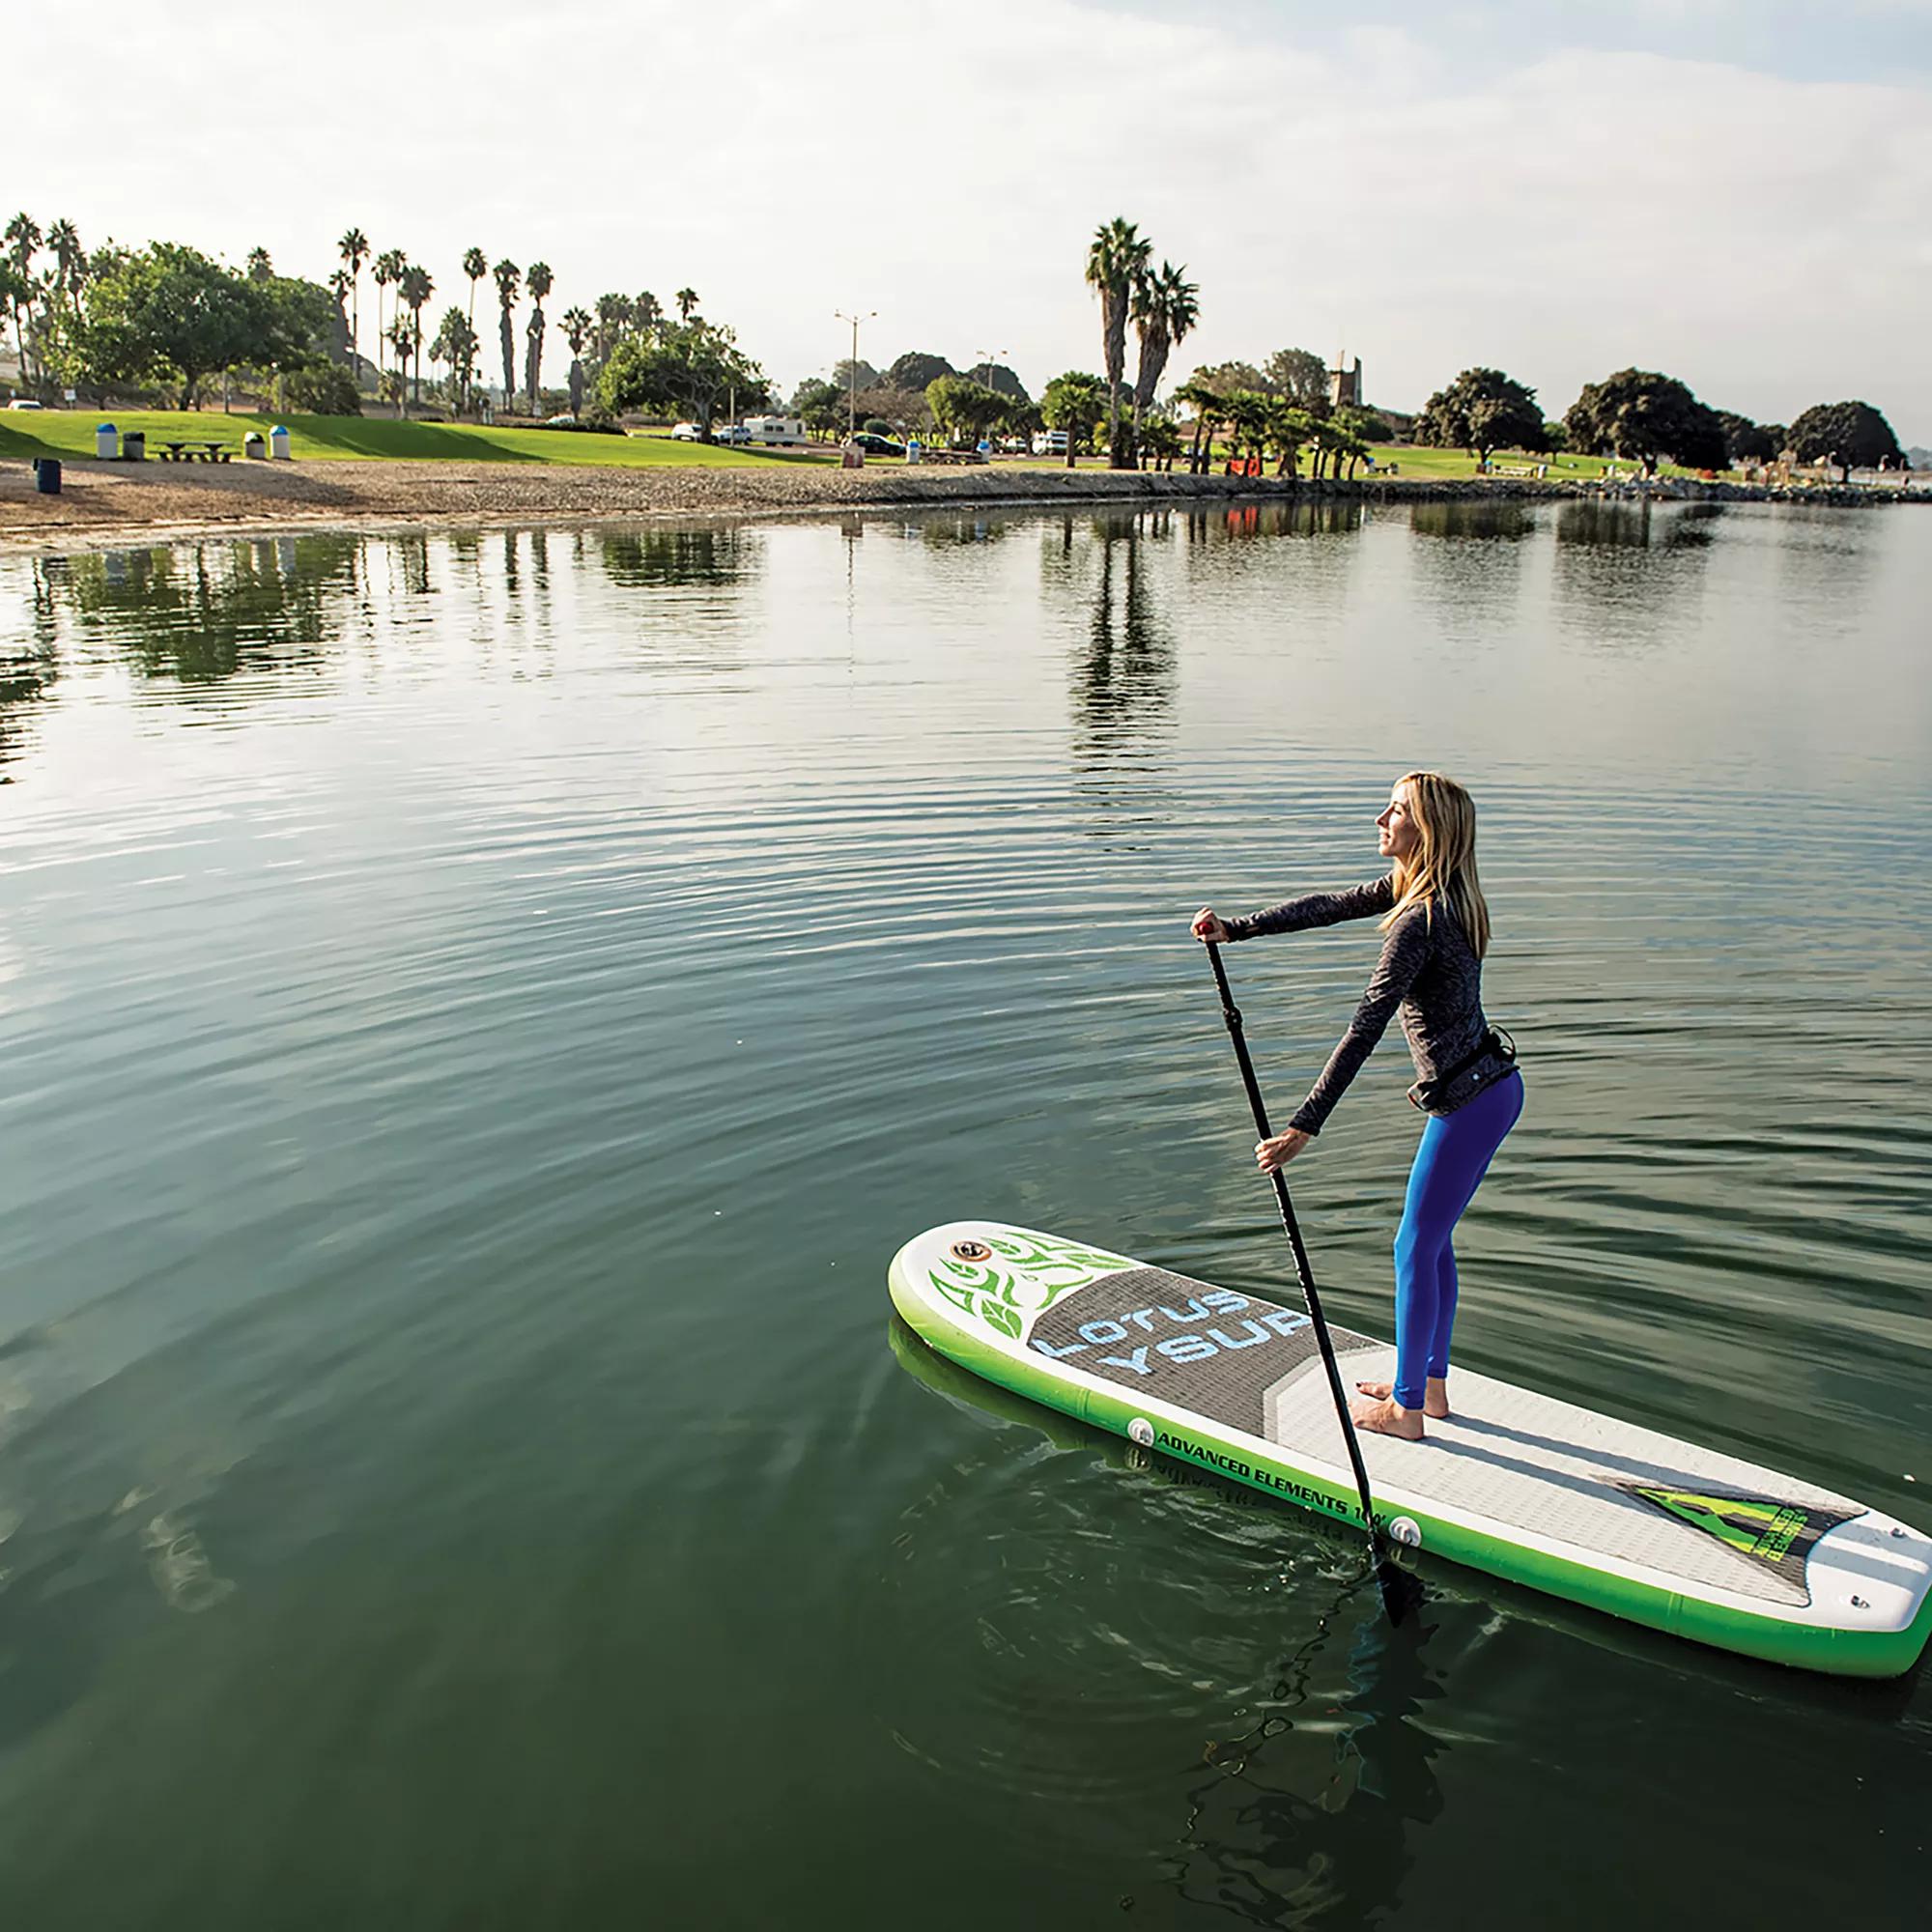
{"left": 1356, "top": 1378, "right": 1451, "bottom": 1421}
{"left": 1350, "top": 1394, "right": 1425, "bottom": 1440}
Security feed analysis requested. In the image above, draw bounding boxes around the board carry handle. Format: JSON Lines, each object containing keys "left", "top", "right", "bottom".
{"left": 1204, "top": 940, "right": 1389, "bottom": 1577}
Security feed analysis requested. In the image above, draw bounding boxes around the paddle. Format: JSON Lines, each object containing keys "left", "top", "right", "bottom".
{"left": 1203, "top": 939, "right": 1414, "bottom": 1618}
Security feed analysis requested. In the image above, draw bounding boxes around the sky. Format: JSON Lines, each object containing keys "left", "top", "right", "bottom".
{"left": 14, "top": 1, "right": 1932, "bottom": 440}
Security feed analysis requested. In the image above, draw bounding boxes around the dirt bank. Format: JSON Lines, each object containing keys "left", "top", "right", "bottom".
{"left": 0, "top": 455, "right": 1912, "bottom": 553}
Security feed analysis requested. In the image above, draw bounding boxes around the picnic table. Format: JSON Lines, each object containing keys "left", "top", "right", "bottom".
{"left": 922, "top": 447, "right": 987, "bottom": 466}
{"left": 156, "top": 440, "right": 236, "bottom": 463}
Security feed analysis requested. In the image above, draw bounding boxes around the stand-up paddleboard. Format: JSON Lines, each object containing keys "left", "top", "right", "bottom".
{"left": 889, "top": 1221, "right": 1932, "bottom": 1678}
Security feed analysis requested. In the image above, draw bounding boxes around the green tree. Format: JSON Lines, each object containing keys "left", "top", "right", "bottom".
{"left": 430, "top": 306, "right": 480, "bottom": 414}
{"left": 463, "top": 245, "right": 488, "bottom": 331}
{"left": 1786, "top": 400, "right": 1902, "bottom": 481}
{"left": 4, "top": 212, "right": 41, "bottom": 382}
{"left": 885, "top": 351, "right": 953, "bottom": 393}
{"left": 1564, "top": 368, "right": 1726, "bottom": 473}
{"left": 597, "top": 318, "right": 762, "bottom": 435}
{"left": 493, "top": 259, "right": 521, "bottom": 408}
{"left": 400, "top": 264, "right": 434, "bottom": 406}
{"left": 562, "top": 305, "right": 592, "bottom": 416}
{"left": 1137, "top": 417, "right": 1182, "bottom": 471}
{"left": 1086, "top": 216, "right": 1151, "bottom": 469}
{"left": 1712, "top": 410, "right": 1773, "bottom": 466}
{"left": 832, "top": 356, "right": 881, "bottom": 393}
{"left": 525, "top": 261, "right": 553, "bottom": 411}
{"left": 1336, "top": 404, "right": 1391, "bottom": 444}
{"left": 372, "top": 248, "right": 406, "bottom": 384}
{"left": 387, "top": 317, "right": 418, "bottom": 416}
{"left": 1414, "top": 366, "right": 1545, "bottom": 466}
{"left": 246, "top": 245, "right": 273, "bottom": 282}
{"left": 1188, "top": 358, "right": 1268, "bottom": 399}
{"left": 925, "top": 374, "right": 1009, "bottom": 445}
{"left": 71, "top": 242, "right": 283, "bottom": 409}
{"left": 1174, "top": 377, "right": 1226, "bottom": 474}
{"left": 790, "top": 376, "right": 847, "bottom": 440}
{"left": 1263, "top": 347, "right": 1329, "bottom": 407}
{"left": 594, "top": 293, "right": 631, "bottom": 365}
{"left": 273, "top": 359, "right": 361, "bottom": 414}
{"left": 1129, "top": 259, "right": 1200, "bottom": 454}
{"left": 338, "top": 227, "right": 368, "bottom": 377}
{"left": 635, "top": 291, "right": 664, "bottom": 336}
{"left": 1040, "top": 369, "right": 1107, "bottom": 469}
{"left": 46, "top": 217, "right": 84, "bottom": 321}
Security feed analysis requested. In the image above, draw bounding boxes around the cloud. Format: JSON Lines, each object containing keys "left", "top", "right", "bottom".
{"left": 14, "top": 0, "right": 1930, "bottom": 436}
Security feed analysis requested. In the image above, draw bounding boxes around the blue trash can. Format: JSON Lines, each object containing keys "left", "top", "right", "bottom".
{"left": 33, "top": 457, "right": 62, "bottom": 495}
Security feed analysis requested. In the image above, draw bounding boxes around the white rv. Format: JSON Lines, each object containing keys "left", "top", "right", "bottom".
{"left": 744, "top": 415, "right": 808, "bottom": 446}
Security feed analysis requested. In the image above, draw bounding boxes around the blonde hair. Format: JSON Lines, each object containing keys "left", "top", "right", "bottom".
{"left": 1380, "top": 771, "right": 1491, "bottom": 959}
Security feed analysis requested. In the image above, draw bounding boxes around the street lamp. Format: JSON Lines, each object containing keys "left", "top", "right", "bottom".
{"left": 975, "top": 348, "right": 1009, "bottom": 392}
{"left": 834, "top": 308, "right": 876, "bottom": 438}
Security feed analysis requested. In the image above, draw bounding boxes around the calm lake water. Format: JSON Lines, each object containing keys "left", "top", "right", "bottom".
{"left": 1, "top": 498, "right": 1927, "bottom": 1927}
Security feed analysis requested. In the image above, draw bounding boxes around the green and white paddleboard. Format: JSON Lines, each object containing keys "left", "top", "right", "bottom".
{"left": 888, "top": 1221, "right": 1932, "bottom": 1678}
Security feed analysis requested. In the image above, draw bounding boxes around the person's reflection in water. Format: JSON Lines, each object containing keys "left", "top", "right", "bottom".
{"left": 1164, "top": 1584, "right": 1447, "bottom": 1926}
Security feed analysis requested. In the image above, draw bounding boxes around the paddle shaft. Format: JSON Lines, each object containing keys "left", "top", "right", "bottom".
{"left": 1204, "top": 941, "right": 1382, "bottom": 1553}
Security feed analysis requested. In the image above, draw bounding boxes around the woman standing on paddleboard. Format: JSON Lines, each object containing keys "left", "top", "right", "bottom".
{"left": 1191, "top": 771, "right": 1521, "bottom": 1443}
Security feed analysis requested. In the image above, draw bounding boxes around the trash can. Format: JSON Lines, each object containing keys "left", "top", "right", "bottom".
{"left": 96, "top": 422, "right": 117, "bottom": 460}
{"left": 122, "top": 430, "right": 145, "bottom": 462}
{"left": 243, "top": 431, "right": 266, "bottom": 460}
{"left": 270, "top": 425, "right": 291, "bottom": 461}
{"left": 32, "top": 457, "right": 61, "bottom": 495}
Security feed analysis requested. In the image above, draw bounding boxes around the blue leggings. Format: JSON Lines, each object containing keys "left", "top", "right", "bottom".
{"left": 1390, "top": 1070, "right": 1523, "bottom": 1410}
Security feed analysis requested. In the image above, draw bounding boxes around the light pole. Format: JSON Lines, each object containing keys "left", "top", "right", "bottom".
{"left": 834, "top": 308, "right": 875, "bottom": 438}
{"left": 975, "top": 348, "right": 1008, "bottom": 392}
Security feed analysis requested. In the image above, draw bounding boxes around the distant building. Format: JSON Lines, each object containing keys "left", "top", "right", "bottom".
{"left": 1329, "top": 355, "right": 1363, "bottom": 410}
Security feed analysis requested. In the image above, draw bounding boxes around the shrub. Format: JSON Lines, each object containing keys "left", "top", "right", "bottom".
{"left": 274, "top": 360, "right": 362, "bottom": 415}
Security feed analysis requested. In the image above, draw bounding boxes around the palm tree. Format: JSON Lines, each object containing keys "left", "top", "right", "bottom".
{"left": 1085, "top": 217, "right": 1151, "bottom": 470}
{"left": 635, "top": 291, "right": 663, "bottom": 335}
{"left": 493, "top": 260, "right": 521, "bottom": 410}
{"left": 1174, "top": 378, "right": 1223, "bottom": 474}
{"left": 463, "top": 246, "right": 487, "bottom": 330}
{"left": 524, "top": 262, "right": 553, "bottom": 412}
{"left": 400, "top": 265, "right": 434, "bottom": 405}
{"left": 246, "top": 245, "right": 273, "bottom": 282}
{"left": 338, "top": 228, "right": 369, "bottom": 380}
{"left": 5, "top": 213, "right": 41, "bottom": 382}
{"left": 562, "top": 306, "right": 591, "bottom": 416}
{"left": 1129, "top": 261, "right": 1199, "bottom": 455}
{"left": 387, "top": 318, "right": 418, "bottom": 418}
{"left": 594, "top": 293, "right": 628, "bottom": 364}
{"left": 431, "top": 307, "right": 479, "bottom": 415}
{"left": 327, "top": 267, "right": 353, "bottom": 362}
{"left": 372, "top": 249, "right": 406, "bottom": 386}
{"left": 46, "top": 218, "right": 82, "bottom": 322}
{"left": 674, "top": 286, "right": 699, "bottom": 321}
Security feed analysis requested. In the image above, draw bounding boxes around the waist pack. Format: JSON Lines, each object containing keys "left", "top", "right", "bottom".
{"left": 1407, "top": 1027, "right": 1519, "bottom": 1116}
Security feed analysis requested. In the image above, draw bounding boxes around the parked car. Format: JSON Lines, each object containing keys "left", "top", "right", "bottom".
{"left": 670, "top": 422, "right": 702, "bottom": 441}
{"left": 1031, "top": 430, "right": 1068, "bottom": 456}
{"left": 851, "top": 432, "right": 905, "bottom": 457}
{"left": 712, "top": 423, "right": 753, "bottom": 445}
{"left": 7, "top": 398, "right": 44, "bottom": 411}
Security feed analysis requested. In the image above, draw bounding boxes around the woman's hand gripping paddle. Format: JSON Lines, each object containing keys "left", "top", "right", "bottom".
{"left": 1203, "top": 940, "right": 1419, "bottom": 1622}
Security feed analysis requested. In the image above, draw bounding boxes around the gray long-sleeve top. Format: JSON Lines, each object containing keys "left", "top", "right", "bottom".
{"left": 1224, "top": 875, "right": 1491, "bottom": 1134}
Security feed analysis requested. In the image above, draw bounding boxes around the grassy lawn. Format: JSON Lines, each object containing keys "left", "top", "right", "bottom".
{"left": 0, "top": 410, "right": 838, "bottom": 469}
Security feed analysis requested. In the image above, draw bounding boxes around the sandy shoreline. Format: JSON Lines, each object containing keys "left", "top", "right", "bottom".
{"left": 0, "top": 455, "right": 1914, "bottom": 554}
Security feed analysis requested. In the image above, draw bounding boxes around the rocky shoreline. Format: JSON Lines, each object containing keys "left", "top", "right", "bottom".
{"left": 0, "top": 453, "right": 1918, "bottom": 553}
